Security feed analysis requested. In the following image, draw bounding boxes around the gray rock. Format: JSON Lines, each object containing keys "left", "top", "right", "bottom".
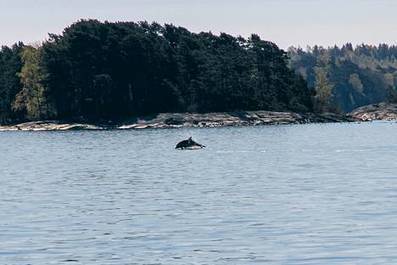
{"left": 0, "top": 110, "right": 355, "bottom": 131}
{"left": 349, "top": 103, "right": 397, "bottom": 121}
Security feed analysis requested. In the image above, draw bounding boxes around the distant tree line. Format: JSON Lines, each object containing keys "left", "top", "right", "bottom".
{"left": 289, "top": 44, "right": 397, "bottom": 112}
{"left": 4, "top": 21, "right": 394, "bottom": 123}
{"left": 0, "top": 20, "right": 312, "bottom": 124}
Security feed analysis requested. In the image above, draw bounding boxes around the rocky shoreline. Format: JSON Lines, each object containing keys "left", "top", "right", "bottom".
{"left": 0, "top": 110, "right": 354, "bottom": 131}
{"left": 348, "top": 103, "right": 397, "bottom": 121}
{"left": 0, "top": 103, "right": 396, "bottom": 131}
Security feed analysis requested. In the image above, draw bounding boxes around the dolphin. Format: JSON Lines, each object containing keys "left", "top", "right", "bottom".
{"left": 175, "top": 137, "right": 205, "bottom": 150}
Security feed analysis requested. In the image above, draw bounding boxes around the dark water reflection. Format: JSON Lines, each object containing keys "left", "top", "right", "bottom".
{"left": 1, "top": 122, "right": 397, "bottom": 264}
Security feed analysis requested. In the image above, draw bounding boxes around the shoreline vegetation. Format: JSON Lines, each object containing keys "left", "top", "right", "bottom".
{"left": 0, "top": 20, "right": 312, "bottom": 125}
{"left": 0, "top": 103, "right": 395, "bottom": 131}
{"left": 1, "top": 20, "right": 397, "bottom": 129}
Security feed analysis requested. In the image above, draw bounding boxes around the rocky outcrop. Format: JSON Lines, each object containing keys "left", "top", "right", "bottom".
{"left": 0, "top": 111, "right": 353, "bottom": 131}
{"left": 0, "top": 121, "right": 103, "bottom": 131}
{"left": 5, "top": 103, "right": 397, "bottom": 131}
{"left": 349, "top": 103, "right": 397, "bottom": 121}
{"left": 118, "top": 111, "right": 352, "bottom": 130}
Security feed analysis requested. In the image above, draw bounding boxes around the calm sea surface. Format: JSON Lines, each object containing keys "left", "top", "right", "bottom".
{"left": 1, "top": 122, "right": 397, "bottom": 264}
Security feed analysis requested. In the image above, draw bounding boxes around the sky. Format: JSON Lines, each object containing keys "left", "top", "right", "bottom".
{"left": 0, "top": 0, "right": 396, "bottom": 49}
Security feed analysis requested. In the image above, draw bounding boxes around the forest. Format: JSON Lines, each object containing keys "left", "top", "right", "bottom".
{"left": 289, "top": 44, "right": 397, "bottom": 112}
{"left": 1, "top": 20, "right": 397, "bottom": 124}
{"left": 0, "top": 20, "right": 311, "bottom": 124}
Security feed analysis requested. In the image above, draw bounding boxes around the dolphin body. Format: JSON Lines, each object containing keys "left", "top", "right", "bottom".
{"left": 175, "top": 137, "right": 205, "bottom": 150}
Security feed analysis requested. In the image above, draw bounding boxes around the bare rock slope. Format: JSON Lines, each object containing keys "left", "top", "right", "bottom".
{"left": 0, "top": 111, "right": 353, "bottom": 131}
{"left": 349, "top": 103, "right": 397, "bottom": 121}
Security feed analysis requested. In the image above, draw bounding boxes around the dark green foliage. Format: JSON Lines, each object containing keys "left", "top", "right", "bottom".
{"left": 0, "top": 20, "right": 312, "bottom": 123}
{"left": 289, "top": 44, "right": 397, "bottom": 112}
{"left": 0, "top": 43, "right": 24, "bottom": 123}
{"left": 41, "top": 20, "right": 312, "bottom": 120}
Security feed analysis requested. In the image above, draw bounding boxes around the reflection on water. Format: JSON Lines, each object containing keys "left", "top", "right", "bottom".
{"left": 1, "top": 122, "right": 397, "bottom": 264}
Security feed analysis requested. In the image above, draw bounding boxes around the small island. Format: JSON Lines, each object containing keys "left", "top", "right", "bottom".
{"left": 1, "top": 20, "right": 397, "bottom": 131}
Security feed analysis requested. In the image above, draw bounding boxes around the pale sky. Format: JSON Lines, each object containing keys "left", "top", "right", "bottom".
{"left": 0, "top": 0, "right": 396, "bottom": 49}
